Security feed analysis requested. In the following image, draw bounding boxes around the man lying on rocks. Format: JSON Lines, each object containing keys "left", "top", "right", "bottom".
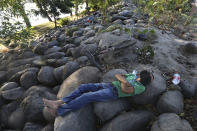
{"left": 43, "top": 70, "right": 154, "bottom": 116}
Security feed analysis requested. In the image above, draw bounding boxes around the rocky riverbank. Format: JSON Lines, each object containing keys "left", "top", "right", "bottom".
{"left": 0, "top": 1, "right": 197, "bottom": 131}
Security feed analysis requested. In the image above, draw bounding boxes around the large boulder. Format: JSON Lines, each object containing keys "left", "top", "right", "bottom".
{"left": 55, "top": 66, "right": 101, "bottom": 131}
{"left": 94, "top": 69, "right": 130, "bottom": 122}
{"left": 23, "top": 122, "right": 43, "bottom": 131}
{"left": 94, "top": 98, "right": 131, "bottom": 122}
{"left": 133, "top": 72, "right": 166, "bottom": 105}
{"left": 8, "top": 108, "right": 25, "bottom": 129}
{"left": 151, "top": 113, "right": 193, "bottom": 131}
{"left": 44, "top": 52, "right": 65, "bottom": 59}
{"left": 20, "top": 86, "right": 56, "bottom": 122}
{"left": 62, "top": 61, "right": 80, "bottom": 80}
{"left": 33, "top": 44, "right": 47, "bottom": 55}
{"left": 38, "top": 66, "right": 57, "bottom": 86}
{"left": 9, "top": 67, "right": 39, "bottom": 83}
{"left": 101, "top": 110, "right": 154, "bottom": 131}
{"left": 156, "top": 90, "right": 184, "bottom": 114}
{"left": 44, "top": 46, "right": 62, "bottom": 55}
{"left": 1, "top": 82, "right": 18, "bottom": 91}
{"left": 47, "top": 40, "right": 59, "bottom": 48}
{"left": 1, "top": 87, "right": 24, "bottom": 100}
{"left": 41, "top": 124, "right": 53, "bottom": 131}
{"left": 58, "top": 66, "right": 101, "bottom": 98}
{"left": 179, "top": 79, "right": 196, "bottom": 98}
{"left": 53, "top": 66, "right": 64, "bottom": 84}
{"left": 54, "top": 105, "right": 96, "bottom": 131}
{"left": 98, "top": 32, "right": 130, "bottom": 50}
{"left": 0, "top": 101, "right": 19, "bottom": 127}
{"left": 0, "top": 71, "right": 7, "bottom": 85}
{"left": 20, "top": 71, "right": 38, "bottom": 89}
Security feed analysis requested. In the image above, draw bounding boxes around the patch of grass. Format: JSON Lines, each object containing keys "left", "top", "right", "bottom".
{"left": 32, "top": 22, "right": 55, "bottom": 37}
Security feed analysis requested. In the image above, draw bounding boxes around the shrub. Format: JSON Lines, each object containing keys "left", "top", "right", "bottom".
{"left": 59, "top": 18, "right": 71, "bottom": 27}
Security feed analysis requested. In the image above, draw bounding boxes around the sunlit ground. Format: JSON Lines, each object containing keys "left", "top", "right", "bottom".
{"left": 0, "top": 43, "right": 9, "bottom": 53}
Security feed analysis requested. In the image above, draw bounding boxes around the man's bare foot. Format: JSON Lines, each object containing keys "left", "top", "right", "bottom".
{"left": 43, "top": 98, "right": 62, "bottom": 110}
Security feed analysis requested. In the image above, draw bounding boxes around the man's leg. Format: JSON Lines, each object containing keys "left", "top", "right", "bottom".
{"left": 62, "top": 83, "right": 108, "bottom": 103}
{"left": 58, "top": 85, "right": 117, "bottom": 116}
{"left": 43, "top": 83, "right": 109, "bottom": 109}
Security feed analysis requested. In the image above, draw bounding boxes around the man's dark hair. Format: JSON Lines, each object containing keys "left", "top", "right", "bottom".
{"left": 139, "top": 70, "right": 152, "bottom": 86}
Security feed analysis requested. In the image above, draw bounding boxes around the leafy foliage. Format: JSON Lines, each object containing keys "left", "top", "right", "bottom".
{"left": 0, "top": 16, "right": 34, "bottom": 45}
{"left": 58, "top": 18, "right": 71, "bottom": 26}
{"left": 135, "top": 0, "right": 193, "bottom": 28}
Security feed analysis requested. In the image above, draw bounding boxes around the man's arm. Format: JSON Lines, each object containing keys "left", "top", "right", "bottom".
{"left": 115, "top": 74, "right": 134, "bottom": 94}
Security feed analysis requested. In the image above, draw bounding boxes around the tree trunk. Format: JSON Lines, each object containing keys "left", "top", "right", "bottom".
{"left": 54, "top": 15, "right": 57, "bottom": 28}
{"left": 17, "top": 0, "right": 31, "bottom": 27}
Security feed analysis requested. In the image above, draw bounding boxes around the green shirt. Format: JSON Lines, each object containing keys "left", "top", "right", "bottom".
{"left": 112, "top": 73, "right": 145, "bottom": 98}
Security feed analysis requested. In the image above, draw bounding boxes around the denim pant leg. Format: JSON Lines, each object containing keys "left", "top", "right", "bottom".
{"left": 62, "top": 83, "right": 109, "bottom": 103}
{"left": 58, "top": 85, "right": 118, "bottom": 116}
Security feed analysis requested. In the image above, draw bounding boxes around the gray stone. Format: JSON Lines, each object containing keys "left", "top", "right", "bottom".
{"left": 53, "top": 85, "right": 60, "bottom": 94}
{"left": 19, "top": 51, "right": 36, "bottom": 59}
{"left": 112, "top": 19, "right": 122, "bottom": 24}
{"left": 102, "top": 69, "right": 127, "bottom": 82}
{"left": 73, "top": 36, "right": 86, "bottom": 46}
{"left": 58, "top": 66, "right": 101, "bottom": 98}
{"left": 75, "top": 56, "right": 88, "bottom": 66}
{"left": 98, "top": 32, "right": 130, "bottom": 50}
{"left": 123, "top": 19, "right": 135, "bottom": 25}
{"left": 9, "top": 67, "right": 39, "bottom": 83}
{"left": 85, "top": 30, "right": 96, "bottom": 37}
{"left": 44, "top": 46, "right": 62, "bottom": 55}
{"left": 179, "top": 80, "right": 196, "bottom": 98}
{"left": 0, "top": 71, "right": 7, "bottom": 85}
{"left": 48, "top": 40, "right": 59, "bottom": 48}
{"left": 33, "top": 44, "right": 47, "bottom": 55}
{"left": 2, "top": 87, "right": 24, "bottom": 100}
{"left": 151, "top": 113, "right": 193, "bottom": 131}
{"left": 43, "top": 106, "right": 55, "bottom": 122}
{"left": 119, "top": 10, "right": 133, "bottom": 17}
{"left": 23, "top": 122, "right": 43, "bottom": 131}
{"left": 62, "top": 61, "right": 80, "bottom": 80}
{"left": 54, "top": 66, "right": 64, "bottom": 83}
{"left": 54, "top": 105, "right": 96, "bottom": 131}
{"left": 133, "top": 72, "right": 166, "bottom": 105}
{"left": 20, "top": 71, "right": 38, "bottom": 89}
{"left": 56, "top": 57, "right": 69, "bottom": 66}
{"left": 73, "top": 30, "right": 83, "bottom": 37}
{"left": 0, "top": 101, "right": 19, "bottom": 127}
{"left": 8, "top": 108, "right": 25, "bottom": 129}
{"left": 21, "top": 86, "right": 56, "bottom": 122}
{"left": 57, "top": 34, "right": 67, "bottom": 43}
{"left": 80, "top": 44, "right": 98, "bottom": 56}
{"left": 157, "top": 90, "right": 184, "bottom": 114}
{"left": 1, "top": 82, "right": 18, "bottom": 91}
{"left": 112, "top": 15, "right": 128, "bottom": 22}
{"left": 38, "top": 66, "right": 57, "bottom": 86}
{"left": 44, "top": 52, "right": 65, "bottom": 59}
{"left": 41, "top": 124, "right": 53, "bottom": 131}
{"left": 94, "top": 98, "right": 131, "bottom": 122}
{"left": 101, "top": 110, "right": 154, "bottom": 131}
{"left": 182, "top": 43, "right": 197, "bottom": 54}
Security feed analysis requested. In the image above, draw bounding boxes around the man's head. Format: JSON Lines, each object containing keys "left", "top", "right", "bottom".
{"left": 139, "top": 70, "right": 154, "bottom": 86}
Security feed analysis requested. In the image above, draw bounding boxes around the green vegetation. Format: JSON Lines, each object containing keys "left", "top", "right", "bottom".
{"left": 138, "top": 45, "right": 154, "bottom": 64}
{"left": 135, "top": 0, "right": 194, "bottom": 28}
{"left": 0, "top": 17, "right": 34, "bottom": 45}
{"left": 58, "top": 18, "right": 71, "bottom": 27}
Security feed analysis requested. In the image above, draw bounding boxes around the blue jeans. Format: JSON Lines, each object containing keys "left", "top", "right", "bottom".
{"left": 57, "top": 83, "right": 118, "bottom": 116}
